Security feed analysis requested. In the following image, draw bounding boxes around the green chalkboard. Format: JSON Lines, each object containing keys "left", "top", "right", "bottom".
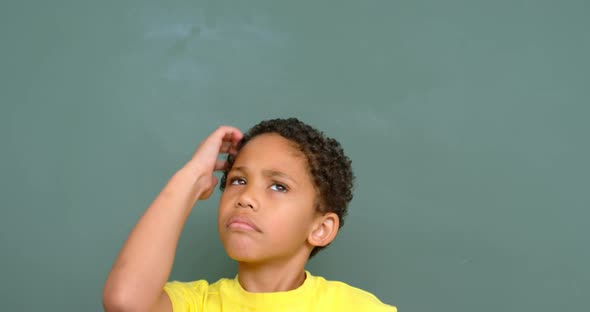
{"left": 1, "top": 1, "right": 588, "bottom": 311}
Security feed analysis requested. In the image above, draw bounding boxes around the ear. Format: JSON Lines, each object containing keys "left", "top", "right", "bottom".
{"left": 308, "top": 212, "right": 340, "bottom": 248}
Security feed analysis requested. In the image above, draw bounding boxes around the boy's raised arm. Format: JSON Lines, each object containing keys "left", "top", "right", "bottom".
{"left": 102, "top": 126, "right": 243, "bottom": 312}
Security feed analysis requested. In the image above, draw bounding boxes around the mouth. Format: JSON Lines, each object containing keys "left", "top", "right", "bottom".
{"left": 227, "top": 216, "right": 262, "bottom": 232}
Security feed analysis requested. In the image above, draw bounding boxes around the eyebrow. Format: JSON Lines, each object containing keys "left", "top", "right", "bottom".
{"left": 231, "top": 166, "right": 298, "bottom": 185}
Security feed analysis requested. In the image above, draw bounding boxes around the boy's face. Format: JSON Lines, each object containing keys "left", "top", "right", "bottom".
{"left": 218, "top": 133, "right": 319, "bottom": 263}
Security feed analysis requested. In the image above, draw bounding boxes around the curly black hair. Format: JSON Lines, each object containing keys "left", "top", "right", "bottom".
{"left": 219, "top": 118, "right": 355, "bottom": 258}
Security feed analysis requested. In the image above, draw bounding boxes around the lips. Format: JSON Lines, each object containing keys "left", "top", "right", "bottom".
{"left": 227, "top": 215, "right": 261, "bottom": 232}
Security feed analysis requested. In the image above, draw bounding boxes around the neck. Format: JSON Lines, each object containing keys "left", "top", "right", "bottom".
{"left": 237, "top": 256, "right": 308, "bottom": 293}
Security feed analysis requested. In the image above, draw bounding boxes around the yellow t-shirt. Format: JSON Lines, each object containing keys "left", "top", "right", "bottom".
{"left": 164, "top": 271, "right": 397, "bottom": 312}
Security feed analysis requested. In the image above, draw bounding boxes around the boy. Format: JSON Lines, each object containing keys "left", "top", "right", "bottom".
{"left": 103, "top": 118, "right": 397, "bottom": 311}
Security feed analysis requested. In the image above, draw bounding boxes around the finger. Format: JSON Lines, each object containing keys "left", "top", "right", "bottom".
{"left": 214, "top": 159, "right": 229, "bottom": 171}
{"left": 222, "top": 131, "right": 235, "bottom": 142}
{"left": 200, "top": 126, "right": 241, "bottom": 154}
{"left": 215, "top": 126, "right": 242, "bottom": 141}
{"left": 219, "top": 141, "right": 232, "bottom": 153}
{"left": 231, "top": 131, "right": 244, "bottom": 145}
{"left": 216, "top": 126, "right": 243, "bottom": 145}
{"left": 217, "top": 127, "right": 243, "bottom": 153}
{"left": 219, "top": 142, "right": 240, "bottom": 155}
{"left": 218, "top": 132, "right": 240, "bottom": 154}
{"left": 199, "top": 176, "right": 218, "bottom": 200}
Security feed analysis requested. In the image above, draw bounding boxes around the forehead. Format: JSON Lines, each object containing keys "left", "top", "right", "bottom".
{"left": 232, "top": 133, "right": 308, "bottom": 173}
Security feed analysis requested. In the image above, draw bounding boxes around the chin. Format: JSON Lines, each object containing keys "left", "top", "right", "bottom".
{"left": 227, "top": 251, "right": 258, "bottom": 262}
{"left": 220, "top": 234, "right": 262, "bottom": 262}
{"left": 225, "top": 246, "right": 264, "bottom": 263}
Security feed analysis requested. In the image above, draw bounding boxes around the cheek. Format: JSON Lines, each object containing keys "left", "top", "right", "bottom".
{"left": 217, "top": 192, "right": 235, "bottom": 219}
{"left": 267, "top": 203, "right": 315, "bottom": 234}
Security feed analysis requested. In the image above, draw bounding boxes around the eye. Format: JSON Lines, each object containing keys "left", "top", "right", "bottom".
{"left": 270, "top": 183, "right": 288, "bottom": 193}
{"left": 229, "top": 177, "right": 246, "bottom": 185}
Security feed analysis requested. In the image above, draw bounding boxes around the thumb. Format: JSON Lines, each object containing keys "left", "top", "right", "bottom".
{"left": 211, "top": 175, "right": 219, "bottom": 187}
{"left": 199, "top": 175, "right": 219, "bottom": 200}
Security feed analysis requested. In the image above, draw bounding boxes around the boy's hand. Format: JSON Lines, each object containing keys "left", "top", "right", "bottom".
{"left": 183, "top": 126, "right": 243, "bottom": 200}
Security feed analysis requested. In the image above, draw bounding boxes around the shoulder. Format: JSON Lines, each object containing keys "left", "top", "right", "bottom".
{"left": 311, "top": 275, "right": 398, "bottom": 312}
{"left": 163, "top": 278, "right": 231, "bottom": 310}
{"left": 163, "top": 279, "right": 208, "bottom": 309}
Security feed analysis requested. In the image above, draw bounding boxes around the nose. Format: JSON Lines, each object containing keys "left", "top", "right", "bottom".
{"left": 235, "top": 186, "right": 258, "bottom": 211}
{"left": 237, "top": 201, "right": 254, "bottom": 209}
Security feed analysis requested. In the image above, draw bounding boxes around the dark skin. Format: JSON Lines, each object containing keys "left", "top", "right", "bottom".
{"left": 218, "top": 133, "right": 340, "bottom": 292}
{"left": 103, "top": 127, "right": 339, "bottom": 312}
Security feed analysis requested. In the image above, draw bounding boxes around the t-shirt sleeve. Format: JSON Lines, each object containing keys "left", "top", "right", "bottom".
{"left": 163, "top": 280, "right": 209, "bottom": 312}
{"left": 381, "top": 304, "right": 398, "bottom": 312}
{"left": 362, "top": 291, "right": 397, "bottom": 312}
{"left": 362, "top": 293, "right": 398, "bottom": 312}
{"left": 358, "top": 293, "right": 398, "bottom": 312}
{"left": 332, "top": 281, "right": 398, "bottom": 312}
